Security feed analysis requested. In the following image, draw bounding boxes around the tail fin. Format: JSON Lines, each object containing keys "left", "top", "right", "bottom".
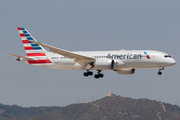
{"left": 17, "top": 27, "right": 47, "bottom": 57}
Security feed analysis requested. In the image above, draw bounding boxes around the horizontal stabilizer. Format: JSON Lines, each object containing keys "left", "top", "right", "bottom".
{"left": 5, "top": 53, "right": 36, "bottom": 61}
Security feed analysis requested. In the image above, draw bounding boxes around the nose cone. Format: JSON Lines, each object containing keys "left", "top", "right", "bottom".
{"left": 169, "top": 58, "right": 176, "bottom": 66}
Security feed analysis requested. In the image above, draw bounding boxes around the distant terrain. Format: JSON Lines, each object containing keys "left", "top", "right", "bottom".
{"left": 0, "top": 94, "right": 179, "bottom": 120}
{"left": 0, "top": 104, "right": 59, "bottom": 120}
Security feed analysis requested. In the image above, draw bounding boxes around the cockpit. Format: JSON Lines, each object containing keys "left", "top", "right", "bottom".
{"left": 164, "top": 55, "right": 171, "bottom": 58}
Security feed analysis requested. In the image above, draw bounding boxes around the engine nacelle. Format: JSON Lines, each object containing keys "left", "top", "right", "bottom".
{"left": 94, "top": 59, "right": 114, "bottom": 70}
{"left": 116, "top": 69, "right": 135, "bottom": 75}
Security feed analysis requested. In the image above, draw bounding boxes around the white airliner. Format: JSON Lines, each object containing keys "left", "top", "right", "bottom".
{"left": 5, "top": 27, "right": 176, "bottom": 79}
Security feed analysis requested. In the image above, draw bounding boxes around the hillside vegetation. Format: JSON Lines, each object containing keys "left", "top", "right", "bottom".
{"left": 6, "top": 95, "right": 180, "bottom": 120}
{"left": 0, "top": 104, "right": 59, "bottom": 120}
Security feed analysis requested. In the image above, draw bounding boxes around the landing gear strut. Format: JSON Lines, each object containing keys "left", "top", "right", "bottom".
{"left": 158, "top": 67, "right": 164, "bottom": 75}
{"left": 94, "top": 70, "right": 104, "bottom": 79}
{"left": 83, "top": 70, "right": 93, "bottom": 77}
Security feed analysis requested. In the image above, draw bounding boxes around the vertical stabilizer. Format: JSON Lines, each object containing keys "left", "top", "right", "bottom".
{"left": 17, "top": 27, "right": 47, "bottom": 57}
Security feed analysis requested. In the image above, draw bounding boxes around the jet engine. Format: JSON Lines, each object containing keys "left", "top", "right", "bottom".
{"left": 94, "top": 59, "right": 115, "bottom": 70}
{"left": 116, "top": 69, "right": 135, "bottom": 75}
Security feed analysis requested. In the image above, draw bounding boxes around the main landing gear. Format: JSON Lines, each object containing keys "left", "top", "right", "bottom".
{"left": 83, "top": 70, "right": 93, "bottom": 77}
{"left": 83, "top": 70, "right": 104, "bottom": 79}
{"left": 158, "top": 67, "right": 164, "bottom": 75}
{"left": 94, "top": 70, "right": 104, "bottom": 79}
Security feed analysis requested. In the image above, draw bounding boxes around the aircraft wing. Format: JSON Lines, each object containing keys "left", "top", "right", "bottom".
{"left": 29, "top": 41, "right": 95, "bottom": 67}
{"left": 5, "top": 53, "right": 36, "bottom": 61}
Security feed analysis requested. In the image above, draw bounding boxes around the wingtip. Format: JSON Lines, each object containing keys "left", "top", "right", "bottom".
{"left": 4, "top": 53, "right": 13, "bottom": 56}
{"left": 4, "top": 53, "right": 13, "bottom": 57}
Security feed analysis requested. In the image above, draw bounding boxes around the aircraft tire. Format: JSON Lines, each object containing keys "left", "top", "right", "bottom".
{"left": 99, "top": 74, "right": 104, "bottom": 78}
{"left": 94, "top": 74, "right": 99, "bottom": 79}
{"left": 84, "top": 72, "right": 88, "bottom": 77}
{"left": 88, "top": 71, "right": 93, "bottom": 76}
{"left": 158, "top": 72, "right": 162, "bottom": 75}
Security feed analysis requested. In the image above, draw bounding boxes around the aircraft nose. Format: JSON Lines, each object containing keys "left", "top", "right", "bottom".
{"left": 170, "top": 58, "right": 176, "bottom": 66}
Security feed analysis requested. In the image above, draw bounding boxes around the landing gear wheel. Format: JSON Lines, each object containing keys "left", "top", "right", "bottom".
{"left": 83, "top": 72, "right": 88, "bottom": 77}
{"left": 99, "top": 73, "right": 104, "bottom": 78}
{"left": 83, "top": 71, "right": 93, "bottom": 77}
{"left": 158, "top": 71, "right": 162, "bottom": 75}
{"left": 94, "top": 70, "right": 104, "bottom": 79}
{"left": 89, "top": 71, "right": 93, "bottom": 76}
{"left": 94, "top": 74, "right": 99, "bottom": 79}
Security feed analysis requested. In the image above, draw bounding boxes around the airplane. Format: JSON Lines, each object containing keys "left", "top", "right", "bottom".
{"left": 5, "top": 27, "right": 176, "bottom": 79}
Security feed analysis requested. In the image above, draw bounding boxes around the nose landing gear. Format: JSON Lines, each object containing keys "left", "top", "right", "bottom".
{"left": 158, "top": 67, "right": 164, "bottom": 75}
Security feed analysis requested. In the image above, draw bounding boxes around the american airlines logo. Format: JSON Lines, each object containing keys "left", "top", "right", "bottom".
{"left": 106, "top": 54, "right": 143, "bottom": 59}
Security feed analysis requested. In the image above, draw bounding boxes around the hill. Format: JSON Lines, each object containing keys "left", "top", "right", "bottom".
{"left": 6, "top": 94, "right": 180, "bottom": 120}
{"left": 0, "top": 104, "right": 59, "bottom": 120}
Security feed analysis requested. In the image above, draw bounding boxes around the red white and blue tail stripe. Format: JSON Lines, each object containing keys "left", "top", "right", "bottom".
{"left": 17, "top": 27, "right": 47, "bottom": 57}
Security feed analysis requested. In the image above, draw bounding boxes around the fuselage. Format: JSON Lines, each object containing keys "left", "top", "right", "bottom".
{"left": 21, "top": 50, "right": 176, "bottom": 70}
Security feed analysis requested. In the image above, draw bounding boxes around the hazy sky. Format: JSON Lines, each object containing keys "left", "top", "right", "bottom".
{"left": 1, "top": 0, "right": 180, "bottom": 107}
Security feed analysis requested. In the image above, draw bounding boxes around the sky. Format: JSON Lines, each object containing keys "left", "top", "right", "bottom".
{"left": 0, "top": 0, "right": 180, "bottom": 107}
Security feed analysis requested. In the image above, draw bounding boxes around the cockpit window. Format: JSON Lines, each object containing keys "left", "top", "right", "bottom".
{"left": 164, "top": 55, "right": 171, "bottom": 58}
